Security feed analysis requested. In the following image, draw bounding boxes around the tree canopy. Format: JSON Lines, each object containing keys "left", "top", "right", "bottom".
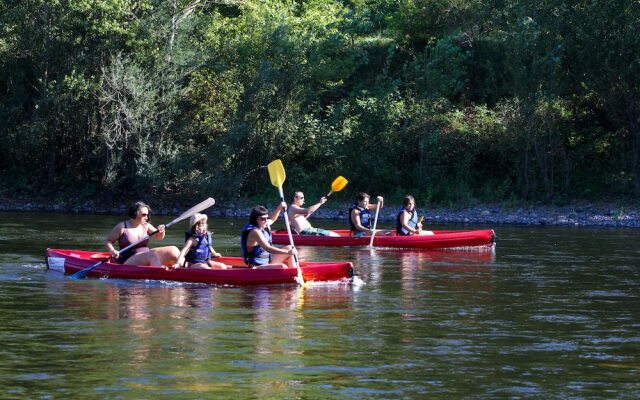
{"left": 1, "top": 0, "right": 639, "bottom": 205}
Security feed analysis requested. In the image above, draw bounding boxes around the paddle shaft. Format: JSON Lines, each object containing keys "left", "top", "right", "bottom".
{"left": 267, "top": 159, "right": 304, "bottom": 285}
{"left": 69, "top": 230, "right": 157, "bottom": 279}
{"left": 277, "top": 185, "right": 304, "bottom": 283}
{"left": 369, "top": 202, "right": 381, "bottom": 247}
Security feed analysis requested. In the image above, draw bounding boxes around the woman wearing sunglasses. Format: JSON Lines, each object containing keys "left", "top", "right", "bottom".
{"left": 104, "top": 201, "right": 180, "bottom": 266}
{"left": 241, "top": 204, "right": 297, "bottom": 268}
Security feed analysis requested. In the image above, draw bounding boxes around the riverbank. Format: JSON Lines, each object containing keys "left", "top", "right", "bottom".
{"left": 1, "top": 196, "right": 638, "bottom": 228}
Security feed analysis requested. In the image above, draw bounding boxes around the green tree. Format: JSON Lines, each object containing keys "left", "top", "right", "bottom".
{"left": 573, "top": 0, "right": 640, "bottom": 195}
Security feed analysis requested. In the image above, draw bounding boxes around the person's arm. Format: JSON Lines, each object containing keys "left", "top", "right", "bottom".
{"left": 147, "top": 223, "right": 166, "bottom": 240}
{"left": 288, "top": 204, "right": 307, "bottom": 216}
{"left": 368, "top": 196, "right": 384, "bottom": 210}
{"left": 176, "top": 238, "right": 196, "bottom": 267}
{"left": 207, "top": 232, "right": 221, "bottom": 258}
{"left": 104, "top": 223, "right": 124, "bottom": 259}
{"left": 305, "top": 197, "right": 327, "bottom": 217}
{"left": 249, "top": 229, "right": 295, "bottom": 256}
{"left": 350, "top": 209, "right": 372, "bottom": 233}
{"left": 210, "top": 245, "right": 221, "bottom": 258}
{"left": 287, "top": 204, "right": 305, "bottom": 232}
{"left": 401, "top": 211, "right": 420, "bottom": 234}
{"left": 268, "top": 201, "right": 287, "bottom": 225}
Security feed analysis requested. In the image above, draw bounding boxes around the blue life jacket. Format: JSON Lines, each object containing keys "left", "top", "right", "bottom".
{"left": 349, "top": 204, "right": 371, "bottom": 232}
{"left": 185, "top": 231, "right": 212, "bottom": 263}
{"left": 241, "top": 224, "right": 271, "bottom": 266}
{"left": 396, "top": 208, "right": 418, "bottom": 235}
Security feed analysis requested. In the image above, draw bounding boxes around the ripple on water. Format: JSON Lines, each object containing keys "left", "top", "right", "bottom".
{"left": 514, "top": 340, "right": 579, "bottom": 352}
{"left": 490, "top": 383, "right": 541, "bottom": 397}
{"left": 14, "top": 372, "right": 63, "bottom": 381}
{"left": 579, "top": 352, "right": 631, "bottom": 361}
{"left": 530, "top": 314, "right": 593, "bottom": 323}
{"left": 589, "top": 335, "right": 640, "bottom": 344}
{"left": 584, "top": 290, "right": 633, "bottom": 298}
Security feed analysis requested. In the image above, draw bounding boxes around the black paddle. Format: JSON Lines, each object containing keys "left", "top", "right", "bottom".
{"left": 70, "top": 198, "right": 216, "bottom": 279}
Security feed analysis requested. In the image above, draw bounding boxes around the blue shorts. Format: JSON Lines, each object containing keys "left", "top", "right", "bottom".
{"left": 352, "top": 231, "right": 366, "bottom": 238}
{"left": 300, "top": 227, "right": 335, "bottom": 236}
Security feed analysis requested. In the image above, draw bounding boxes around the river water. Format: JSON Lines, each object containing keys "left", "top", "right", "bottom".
{"left": 0, "top": 212, "right": 639, "bottom": 398}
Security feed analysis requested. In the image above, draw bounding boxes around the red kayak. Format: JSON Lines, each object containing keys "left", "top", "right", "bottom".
{"left": 272, "top": 229, "right": 496, "bottom": 249}
{"left": 45, "top": 249, "right": 354, "bottom": 285}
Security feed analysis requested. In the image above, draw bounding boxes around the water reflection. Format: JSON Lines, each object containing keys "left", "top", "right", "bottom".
{"left": 4, "top": 213, "right": 640, "bottom": 398}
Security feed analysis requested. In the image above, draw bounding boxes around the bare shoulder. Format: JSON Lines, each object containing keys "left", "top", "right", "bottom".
{"left": 106, "top": 221, "right": 125, "bottom": 241}
{"left": 111, "top": 221, "right": 126, "bottom": 231}
{"left": 247, "top": 228, "right": 261, "bottom": 240}
{"left": 290, "top": 204, "right": 306, "bottom": 214}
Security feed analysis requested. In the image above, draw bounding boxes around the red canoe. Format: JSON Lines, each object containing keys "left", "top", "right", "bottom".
{"left": 45, "top": 249, "right": 354, "bottom": 285}
{"left": 272, "top": 229, "right": 496, "bottom": 249}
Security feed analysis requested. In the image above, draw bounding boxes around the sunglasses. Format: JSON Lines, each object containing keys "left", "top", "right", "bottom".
{"left": 140, "top": 213, "right": 149, "bottom": 217}
{"left": 295, "top": 196, "right": 304, "bottom": 199}
{"left": 258, "top": 216, "right": 268, "bottom": 221}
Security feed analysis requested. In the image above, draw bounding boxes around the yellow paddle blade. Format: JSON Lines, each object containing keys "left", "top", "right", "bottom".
{"left": 267, "top": 159, "right": 286, "bottom": 188}
{"left": 331, "top": 176, "right": 348, "bottom": 193}
{"left": 418, "top": 216, "right": 424, "bottom": 224}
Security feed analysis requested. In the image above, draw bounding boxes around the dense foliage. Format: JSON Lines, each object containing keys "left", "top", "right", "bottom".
{"left": 1, "top": 0, "right": 639, "bottom": 205}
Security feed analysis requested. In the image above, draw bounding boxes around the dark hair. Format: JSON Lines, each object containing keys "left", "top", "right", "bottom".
{"left": 249, "top": 205, "right": 269, "bottom": 226}
{"left": 128, "top": 201, "right": 151, "bottom": 219}
{"left": 290, "top": 191, "right": 302, "bottom": 201}
{"left": 402, "top": 195, "right": 415, "bottom": 207}
{"left": 356, "top": 192, "right": 370, "bottom": 202}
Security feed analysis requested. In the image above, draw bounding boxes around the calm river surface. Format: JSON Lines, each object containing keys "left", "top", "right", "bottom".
{"left": 1, "top": 211, "right": 639, "bottom": 398}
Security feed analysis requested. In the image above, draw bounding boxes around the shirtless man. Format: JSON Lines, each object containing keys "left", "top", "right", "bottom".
{"left": 287, "top": 191, "right": 340, "bottom": 237}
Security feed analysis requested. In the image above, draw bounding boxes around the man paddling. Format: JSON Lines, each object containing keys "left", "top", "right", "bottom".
{"left": 288, "top": 191, "right": 340, "bottom": 237}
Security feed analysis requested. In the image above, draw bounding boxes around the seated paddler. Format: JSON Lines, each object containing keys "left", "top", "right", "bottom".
{"left": 241, "top": 204, "right": 297, "bottom": 268}
{"left": 349, "top": 192, "right": 392, "bottom": 237}
{"left": 174, "top": 213, "right": 228, "bottom": 269}
{"left": 396, "top": 195, "right": 434, "bottom": 236}
{"left": 287, "top": 190, "right": 339, "bottom": 237}
{"left": 104, "top": 201, "right": 179, "bottom": 266}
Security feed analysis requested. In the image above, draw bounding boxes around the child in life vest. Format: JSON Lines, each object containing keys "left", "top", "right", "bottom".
{"left": 175, "top": 213, "right": 228, "bottom": 269}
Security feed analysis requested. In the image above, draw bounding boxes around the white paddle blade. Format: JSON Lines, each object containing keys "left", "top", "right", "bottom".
{"left": 168, "top": 198, "right": 215, "bottom": 227}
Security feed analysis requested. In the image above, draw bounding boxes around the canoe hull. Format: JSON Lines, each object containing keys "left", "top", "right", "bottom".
{"left": 45, "top": 249, "right": 353, "bottom": 285}
{"left": 272, "top": 229, "right": 496, "bottom": 249}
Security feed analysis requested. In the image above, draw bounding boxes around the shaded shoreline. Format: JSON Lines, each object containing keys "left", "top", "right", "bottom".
{"left": 1, "top": 198, "right": 638, "bottom": 228}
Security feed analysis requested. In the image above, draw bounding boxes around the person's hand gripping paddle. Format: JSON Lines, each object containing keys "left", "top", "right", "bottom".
{"left": 70, "top": 198, "right": 216, "bottom": 279}
{"left": 267, "top": 159, "right": 305, "bottom": 286}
